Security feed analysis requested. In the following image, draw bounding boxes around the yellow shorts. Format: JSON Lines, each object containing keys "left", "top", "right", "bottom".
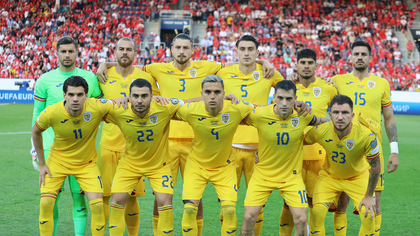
{"left": 313, "top": 169, "right": 369, "bottom": 207}
{"left": 41, "top": 159, "right": 103, "bottom": 194}
{"left": 168, "top": 138, "right": 192, "bottom": 186}
{"left": 375, "top": 148, "right": 384, "bottom": 191}
{"left": 302, "top": 159, "right": 323, "bottom": 198}
{"left": 111, "top": 158, "right": 174, "bottom": 195}
{"left": 244, "top": 173, "right": 308, "bottom": 208}
{"left": 98, "top": 147, "right": 145, "bottom": 197}
{"left": 182, "top": 159, "right": 237, "bottom": 201}
{"left": 231, "top": 147, "right": 256, "bottom": 189}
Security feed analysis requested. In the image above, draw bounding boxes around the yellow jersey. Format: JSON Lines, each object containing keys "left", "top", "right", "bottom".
{"left": 304, "top": 121, "right": 380, "bottom": 179}
{"left": 143, "top": 61, "right": 224, "bottom": 139}
{"left": 217, "top": 64, "right": 283, "bottom": 145}
{"left": 296, "top": 77, "right": 337, "bottom": 160}
{"left": 243, "top": 105, "right": 317, "bottom": 182}
{"left": 332, "top": 73, "right": 392, "bottom": 144}
{"left": 35, "top": 98, "right": 113, "bottom": 165}
{"left": 175, "top": 100, "right": 253, "bottom": 169}
{"left": 99, "top": 66, "right": 159, "bottom": 152}
{"left": 105, "top": 99, "right": 182, "bottom": 169}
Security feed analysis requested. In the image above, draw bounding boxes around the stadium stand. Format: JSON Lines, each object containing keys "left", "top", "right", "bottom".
{"left": 0, "top": 0, "right": 419, "bottom": 91}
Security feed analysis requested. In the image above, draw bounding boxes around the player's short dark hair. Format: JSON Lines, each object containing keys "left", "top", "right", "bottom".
{"left": 63, "top": 76, "right": 89, "bottom": 94}
{"left": 172, "top": 28, "right": 193, "bottom": 46}
{"left": 274, "top": 80, "right": 296, "bottom": 95}
{"left": 236, "top": 35, "right": 260, "bottom": 49}
{"left": 202, "top": 75, "right": 224, "bottom": 89}
{"left": 297, "top": 48, "right": 317, "bottom": 62}
{"left": 130, "top": 79, "right": 152, "bottom": 94}
{"left": 57, "top": 36, "right": 78, "bottom": 51}
{"left": 351, "top": 40, "right": 371, "bottom": 56}
{"left": 330, "top": 95, "right": 353, "bottom": 111}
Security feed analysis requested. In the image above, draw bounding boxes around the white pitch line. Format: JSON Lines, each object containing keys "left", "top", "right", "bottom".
{"left": 0, "top": 131, "right": 31, "bottom": 135}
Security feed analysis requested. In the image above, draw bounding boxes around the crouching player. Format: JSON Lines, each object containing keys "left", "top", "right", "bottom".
{"left": 32, "top": 76, "right": 113, "bottom": 236}
{"left": 105, "top": 79, "right": 182, "bottom": 236}
{"left": 304, "top": 95, "right": 381, "bottom": 236}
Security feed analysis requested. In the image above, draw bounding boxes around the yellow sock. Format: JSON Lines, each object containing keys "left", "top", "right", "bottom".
{"left": 39, "top": 193, "right": 57, "bottom": 236}
{"left": 182, "top": 203, "right": 198, "bottom": 235}
{"left": 254, "top": 209, "right": 263, "bottom": 236}
{"left": 375, "top": 213, "right": 381, "bottom": 236}
{"left": 89, "top": 198, "right": 105, "bottom": 236}
{"left": 333, "top": 211, "right": 347, "bottom": 236}
{"left": 280, "top": 205, "right": 294, "bottom": 236}
{"left": 197, "top": 217, "right": 203, "bottom": 236}
{"left": 158, "top": 205, "right": 174, "bottom": 235}
{"left": 221, "top": 201, "right": 237, "bottom": 236}
{"left": 103, "top": 196, "right": 111, "bottom": 227}
{"left": 219, "top": 209, "right": 223, "bottom": 227}
{"left": 125, "top": 197, "right": 140, "bottom": 236}
{"left": 153, "top": 215, "right": 159, "bottom": 235}
{"left": 358, "top": 207, "right": 375, "bottom": 235}
{"left": 310, "top": 203, "right": 329, "bottom": 236}
{"left": 109, "top": 203, "right": 125, "bottom": 235}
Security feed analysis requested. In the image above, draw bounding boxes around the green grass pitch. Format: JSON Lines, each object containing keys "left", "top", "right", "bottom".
{"left": 0, "top": 103, "right": 419, "bottom": 235}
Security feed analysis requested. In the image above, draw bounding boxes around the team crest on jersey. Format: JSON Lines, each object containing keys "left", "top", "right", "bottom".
{"left": 313, "top": 87, "right": 321, "bottom": 97}
{"left": 346, "top": 140, "right": 355, "bottom": 150}
{"left": 221, "top": 113, "right": 230, "bottom": 124}
{"left": 149, "top": 114, "right": 158, "bottom": 124}
{"left": 83, "top": 112, "right": 92, "bottom": 122}
{"left": 252, "top": 71, "right": 260, "bottom": 81}
{"left": 368, "top": 80, "right": 376, "bottom": 89}
{"left": 189, "top": 68, "right": 197, "bottom": 77}
{"left": 291, "top": 117, "right": 299, "bottom": 128}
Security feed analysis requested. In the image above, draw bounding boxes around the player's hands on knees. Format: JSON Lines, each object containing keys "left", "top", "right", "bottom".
{"left": 112, "top": 97, "right": 130, "bottom": 109}
{"left": 262, "top": 60, "right": 275, "bottom": 79}
{"left": 224, "top": 94, "right": 240, "bottom": 104}
{"left": 387, "top": 153, "right": 399, "bottom": 173}
{"left": 39, "top": 164, "right": 52, "bottom": 188}
{"left": 285, "top": 73, "right": 299, "bottom": 84}
{"left": 96, "top": 64, "right": 108, "bottom": 84}
{"left": 359, "top": 196, "right": 376, "bottom": 220}
{"left": 294, "top": 100, "right": 312, "bottom": 116}
{"left": 153, "top": 95, "right": 170, "bottom": 105}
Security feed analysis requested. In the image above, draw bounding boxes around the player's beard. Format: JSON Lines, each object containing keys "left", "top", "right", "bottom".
{"left": 334, "top": 121, "right": 351, "bottom": 131}
{"left": 174, "top": 55, "right": 189, "bottom": 65}
{"left": 353, "top": 61, "right": 368, "bottom": 72}
{"left": 133, "top": 103, "right": 150, "bottom": 114}
{"left": 300, "top": 74, "right": 313, "bottom": 80}
{"left": 60, "top": 59, "right": 75, "bottom": 68}
{"left": 117, "top": 56, "right": 134, "bottom": 68}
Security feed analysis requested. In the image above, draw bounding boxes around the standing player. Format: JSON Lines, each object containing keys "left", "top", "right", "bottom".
{"left": 105, "top": 79, "right": 181, "bottom": 236}
{"left": 216, "top": 35, "right": 283, "bottom": 235}
{"left": 177, "top": 75, "right": 254, "bottom": 236}
{"left": 98, "top": 37, "right": 159, "bottom": 235}
{"left": 31, "top": 36, "right": 102, "bottom": 236}
{"left": 96, "top": 31, "right": 275, "bottom": 235}
{"left": 331, "top": 41, "right": 399, "bottom": 236}
{"left": 304, "top": 95, "right": 381, "bottom": 236}
{"left": 240, "top": 80, "right": 327, "bottom": 236}
{"left": 32, "top": 76, "right": 111, "bottom": 236}
{"left": 279, "top": 49, "right": 337, "bottom": 235}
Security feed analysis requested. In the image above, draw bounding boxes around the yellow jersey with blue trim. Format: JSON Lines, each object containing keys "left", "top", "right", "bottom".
{"left": 217, "top": 64, "right": 283, "bottom": 144}
{"left": 105, "top": 99, "right": 182, "bottom": 169}
{"left": 175, "top": 100, "right": 253, "bottom": 169}
{"left": 99, "top": 66, "right": 159, "bottom": 152}
{"left": 143, "top": 60, "right": 224, "bottom": 139}
{"left": 296, "top": 77, "right": 337, "bottom": 160}
{"left": 243, "top": 104, "right": 317, "bottom": 182}
{"left": 304, "top": 121, "right": 380, "bottom": 179}
{"left": 35, "top": 98, "right": 114, "bottom": 165}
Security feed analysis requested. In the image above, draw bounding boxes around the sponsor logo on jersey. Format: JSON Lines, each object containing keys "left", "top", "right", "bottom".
{"left": 291, "top": 117, "right": 299, "bottom": 128}
{"left": 252, "top": 71, "right": 260, "bottom": 81}
{"left": 313, "top": 87, "right": 321, "bottom": 97}
{"left": 109, "top": 80, "right": 117, "bottom": 84}
{"left": 61, "top": 119, "right": 68, "bottom": 123}
{"left": 357, "top": 85, "right": 364, "bottom": 89}
{"left": 346, "top": 140, "right": 355, "bottom": 150}
{"left": 39, "top": 221, "right": 48, "bottom": 225}
{"left": 221, "top": 113, "right": 230, "bottom": 124}
{"left": 231, "top": 75, "right": 238, "bottom": 78}
{"left": 56, "top": 83, "right": 63, "bottom": 87}
{"left": 325, "top": 139, "right": 333, "bottom": 142}
{"left": 226, "top": 230, "right": 237, "bottom": 234}
{"left": 167, "top": 71, "right": 175, "bottom": 73}
{"left": 211, "top": 121, "right": 219, "bottom": 125}
{"left": 189, "top": 68, "right": 197, "bottom": 77}
{"left": 346, "top": 82, "right": 354, "bottom": 85}
{"left": 336, "top": 144, "right": 343, "bottom": 149}
{"left": 303, "top": 92, "right": 310, "bottom": 97}
{"left": 139, "top": 122, "right": 147, "bottom": 126}
{"left": 368, "top": 80, "right": 376, "bottom": 89}
{"left": 83, "top": 112, "right": 92, "bottom": 122}
{"left": 198, "top": 117, "right": 206, "bottom": 121}
{"left": 77, "top": 208, "right": 86, "bottom": 212}
{"left": 126, "top": 119, "right": 133, "bottom": 123}
{"left": 163, "top": 230, "right": 173, "bottom": 234}
{"left": 73, "top": 120, "right": 80, "bottom": 125}
{"left": 149, "top": 114, "right": 158, "bottom": 124}
{"left": 268, "top": 121, "right": 276, "bottom": 125}
{"left": 121, "top": 84, "right": 128, "bottom": 88}
{"left": 281, "top": 124, "right": 288, "bottom": 128}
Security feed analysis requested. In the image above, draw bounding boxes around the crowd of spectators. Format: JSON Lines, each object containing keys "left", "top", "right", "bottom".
{"left": 0, "top": 0, "right": 419, "bottom": 91}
